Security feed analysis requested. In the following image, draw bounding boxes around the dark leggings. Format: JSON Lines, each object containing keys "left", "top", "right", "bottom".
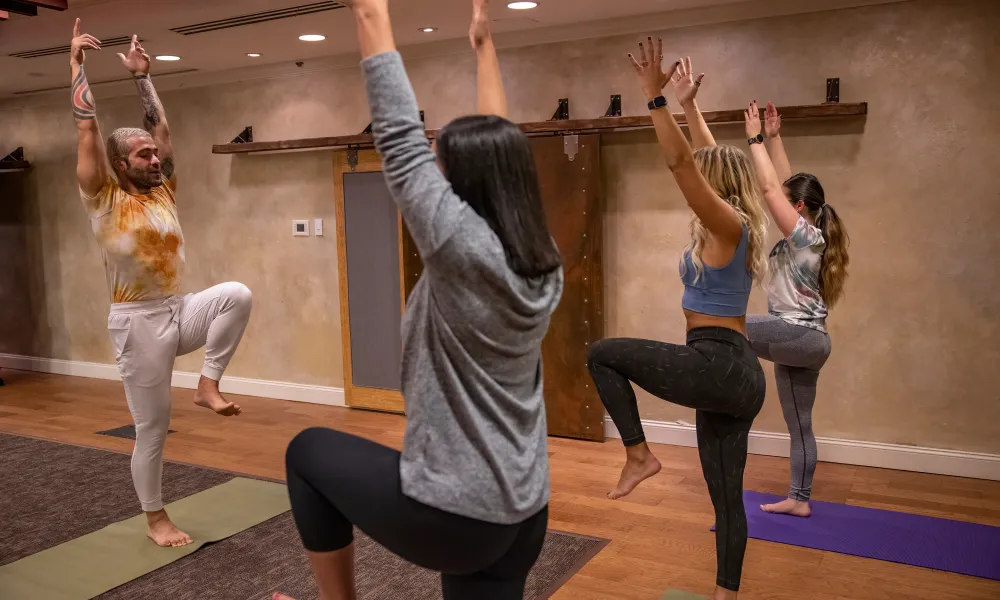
{"left": 587, "top": 327, "right": 765, "bottom": 591}
{"left": 285, "top": 427, "right": 548, "bottom": 600}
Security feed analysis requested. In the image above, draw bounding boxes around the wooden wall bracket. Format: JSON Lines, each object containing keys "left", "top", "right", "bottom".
{"left": 550, "top": 98, "right": 570, "bottom": 121}
{"left": 0, "top": 146, "right": 30, "bottom": 172}
{"left": 826, "top": 78, "right": 840, "bottom": 103}
{"left": 604, "top": 95, "right": 622, "bottom": 118}
{"left": 230, "top": 126, "right": 253, "bottom": 144}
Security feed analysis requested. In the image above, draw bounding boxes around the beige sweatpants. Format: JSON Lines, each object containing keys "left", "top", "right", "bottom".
{"left": 107, "top": 282, "right": 252, "bottom": 512}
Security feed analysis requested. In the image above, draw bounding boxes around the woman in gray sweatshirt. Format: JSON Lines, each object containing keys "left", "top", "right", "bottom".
{"left": 277, "top": 1, "right": 563, "bottom": 599}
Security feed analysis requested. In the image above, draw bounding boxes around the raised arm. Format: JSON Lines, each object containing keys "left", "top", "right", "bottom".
{"left": 631, "top": 37, "right": 741, "bottom": 242}
{"left": 118, "top": 36, "right": 175, "bottom": 186}
{"left": 470, "top": 0, "right": 508, "bottom": 118}
{"left": 70, "top": 19, "right": 108, "bottom": 198}
{"left": 745, "top": 101, "right": 798, "bottom": 236}
{"left": 764, "top": 101, "right": 792, "bottom": 183}
{"left": 344, "top": 0, "right": 464, "bottom": 258}
{"left": 670, "top": 56, "right": 715, "bottom": 148}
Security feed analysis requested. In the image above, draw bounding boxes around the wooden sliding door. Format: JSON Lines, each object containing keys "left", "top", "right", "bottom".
{"left": 532, "top": 135, "right": 606, "bottom": 441}
{"left": 334, "top": 150, "right": 406, "bottom": 413}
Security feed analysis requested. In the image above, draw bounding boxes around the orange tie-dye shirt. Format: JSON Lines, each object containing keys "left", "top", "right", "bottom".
{"left": 81, "top": 177, "right": 185, "bottom": 304}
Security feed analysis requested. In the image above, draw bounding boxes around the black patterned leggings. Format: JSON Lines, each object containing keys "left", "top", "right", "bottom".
{"left": 587, "top": 327, "right": 765, "bottom": 591}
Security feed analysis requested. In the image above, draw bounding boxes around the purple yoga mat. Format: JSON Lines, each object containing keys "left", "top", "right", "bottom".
{"left": 721, "top": 491, "right": 1000, "bottom": 580}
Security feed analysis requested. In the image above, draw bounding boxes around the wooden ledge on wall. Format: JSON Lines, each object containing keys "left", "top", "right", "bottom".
{"left": 211, "top": 101, "right": 867, "bottom": 155}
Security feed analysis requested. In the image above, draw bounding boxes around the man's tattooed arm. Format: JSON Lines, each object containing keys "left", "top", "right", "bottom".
{"left": 72, "top": 65, "right": 97, "bottom": 122}
{"left": 134, "top": 74, "right": 163, "bottom": 130}
{"left": 71, "top": 61, "right": 109, "bottom": 197}
{"left": 134, "top": 74, "right": 176, "bottom": 181}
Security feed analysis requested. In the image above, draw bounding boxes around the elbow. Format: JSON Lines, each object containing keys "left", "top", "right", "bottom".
{"left": 666, "top": 150, "right": 696, "bottom": 174}
{"left": 759, "top": 180, "right": 780, "bottom": 197}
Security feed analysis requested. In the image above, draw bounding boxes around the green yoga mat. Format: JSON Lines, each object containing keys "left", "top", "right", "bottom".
{"left": 660, "top": 590, "right": 707, "bottom": 600}
{"left": 0, "top": 477, "right": 290, "bottom": 600}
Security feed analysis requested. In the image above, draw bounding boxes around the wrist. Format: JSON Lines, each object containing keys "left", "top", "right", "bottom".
{"left": 680, "top": 99, "right": 698, "bottom": 111}
{"left": 647, "top": 95, "right": 668, "bottom": 111}
{"left": 133, "top": 73, "right": 149, "bottom": 79}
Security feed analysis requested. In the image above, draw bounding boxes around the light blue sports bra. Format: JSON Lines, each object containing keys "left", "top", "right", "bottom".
{"left": 679, "top": 224, "right": 751, "bottom": 318}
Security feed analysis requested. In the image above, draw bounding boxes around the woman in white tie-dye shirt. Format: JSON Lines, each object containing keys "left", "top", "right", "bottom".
{"left": 743, "top": 101, "right": 851, "bottom": 518}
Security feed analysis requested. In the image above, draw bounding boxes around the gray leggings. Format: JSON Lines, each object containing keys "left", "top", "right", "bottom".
{"left": 746, "top": 315, "right": 831, "bottom": 501}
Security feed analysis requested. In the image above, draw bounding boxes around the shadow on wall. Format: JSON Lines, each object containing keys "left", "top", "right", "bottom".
{"left": 0, "top": 169, "right": 62, "bottom": 358}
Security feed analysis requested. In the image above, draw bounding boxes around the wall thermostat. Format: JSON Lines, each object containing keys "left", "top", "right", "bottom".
{"left": 293, "top": 220, "right": 310, "bottom": 236}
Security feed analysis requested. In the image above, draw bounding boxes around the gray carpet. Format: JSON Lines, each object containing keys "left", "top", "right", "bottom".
{"left": 1, "top": 432, "right": 608, "bottom": 599}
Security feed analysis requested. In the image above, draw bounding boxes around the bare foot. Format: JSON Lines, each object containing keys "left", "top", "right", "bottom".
{"left": 146, "top": 510, "right": 193, "bottom": 547}
{"left": 193, "top": 375, "right": 242, "bottom": 416}
{"left": 608, "top": 446, "right": 661, "bottom": 500}
{"left": 272, "top": 595, "right": 295, "bottom": 600}
{"left": 760, "top": 497, "right": 811, "bottom": 517}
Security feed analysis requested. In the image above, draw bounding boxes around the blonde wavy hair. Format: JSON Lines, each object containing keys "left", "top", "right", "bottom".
{"left": 682, "top": 145, "right": 769, "bottom": 285}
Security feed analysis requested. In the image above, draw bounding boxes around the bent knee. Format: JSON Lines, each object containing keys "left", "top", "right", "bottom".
{"left": 587, "top": 338, "right": 618, "bottom": 371}
{"left": 221, "top": 282, "right": 252, "bottom": 310}
{"left": 285, "top": 426, "right": 330, "bottom": 469}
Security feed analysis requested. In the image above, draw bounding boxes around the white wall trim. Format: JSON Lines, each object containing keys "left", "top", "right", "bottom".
{"left": 605, "top": 417, "right": 1000, "bottom": 482}
{"left": 0, "top": 353, "right": 345, "bottom": 407}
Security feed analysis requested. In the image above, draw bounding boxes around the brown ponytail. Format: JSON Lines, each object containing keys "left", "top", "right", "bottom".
{"left": 784, "top": 174, "right": 850, "bottom": 308}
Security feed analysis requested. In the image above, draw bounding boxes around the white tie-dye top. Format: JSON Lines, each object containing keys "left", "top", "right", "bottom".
{"left": 767, "top": 216, "right": 828, "bottom": 332}
{"left": 80, "top": 177, "right": 185, "bottom": 304}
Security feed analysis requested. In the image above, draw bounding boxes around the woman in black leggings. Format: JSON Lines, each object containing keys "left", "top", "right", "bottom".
{"left": 275, "top": 1, "right": 563, "bottom": 599}
{"left": 588, "top": 51, "right": 768, "bottom": 599}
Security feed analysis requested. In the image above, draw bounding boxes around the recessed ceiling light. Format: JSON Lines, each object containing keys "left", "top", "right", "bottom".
{"left": 299, "top": 34, "right": 326, "bottom": 42}
{"left": 419, "top": 27, "right": 437, "bottom": 33}
{"left": 155, "top": 55, "right": 180, "bottom": 61}
{"left": 507, "top": 1, "right": 538, "bottom": 9}
{"left": 247, "top": 53, "right": 262, "bottom": 57}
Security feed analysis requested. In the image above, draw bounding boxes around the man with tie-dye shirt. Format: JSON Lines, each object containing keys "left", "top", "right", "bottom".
{"left": 71, "top": 19, "right": 252, "bottom": 548}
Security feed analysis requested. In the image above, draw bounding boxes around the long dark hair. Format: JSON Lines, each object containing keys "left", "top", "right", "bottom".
{"left": 436, "top": 115, "right": 561, "bottom": 278}
{"left": 784, "top": 173, "right": 850, "bottom": 307}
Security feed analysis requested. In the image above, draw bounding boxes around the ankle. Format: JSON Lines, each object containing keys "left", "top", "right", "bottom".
{"left": 625, "top": 442, "right": 652, "bottom": 462}
{"left": 146, "top": 509, "right": 169, "bottom": 525}
{"left": 197, "top": 375, "right": 220, "bottom": 392}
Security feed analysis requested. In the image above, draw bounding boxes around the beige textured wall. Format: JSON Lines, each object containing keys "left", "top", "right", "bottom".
{"left": 2, "top": 0, "right": 998, "bottom": 451}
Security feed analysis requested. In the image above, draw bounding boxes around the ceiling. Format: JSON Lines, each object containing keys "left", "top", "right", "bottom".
{"left": 0, "top": 0, "right": 902, "bottom": 99}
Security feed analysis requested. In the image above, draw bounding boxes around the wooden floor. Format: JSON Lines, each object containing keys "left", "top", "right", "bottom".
{"left": 2, "top": 369, "right": 999, "bottom": 600}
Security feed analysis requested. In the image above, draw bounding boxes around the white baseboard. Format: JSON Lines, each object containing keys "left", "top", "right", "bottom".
{"left": 605, "top": 417, "right": 1000, "bottom": 482}
{"left": 3, "top": 353, "right": 997, "bottom": 481}
{"left": 0, "top": 353, "right": 345, "bottom": 407}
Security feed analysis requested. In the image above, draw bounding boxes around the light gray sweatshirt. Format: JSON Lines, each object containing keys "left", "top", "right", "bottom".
{"left": 362, "top": 52, "right": 563, "bottom": 524}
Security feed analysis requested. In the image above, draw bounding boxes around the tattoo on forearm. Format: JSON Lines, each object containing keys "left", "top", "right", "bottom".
{"left": 71, "top": 67, "right": 96, "bottom": 121}
{"left": 160, "top": 156, "right": 175, "bottom": 180}
{"left": 134, "top": 75, "right": 164, "bottom": 131}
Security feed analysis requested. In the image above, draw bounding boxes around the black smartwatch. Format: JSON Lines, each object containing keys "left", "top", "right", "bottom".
{"left": 647, "top": 96, "right": 668, "bottom": 111}
{"left": 748, "top": 133, "right": 764, "bottom": 145}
